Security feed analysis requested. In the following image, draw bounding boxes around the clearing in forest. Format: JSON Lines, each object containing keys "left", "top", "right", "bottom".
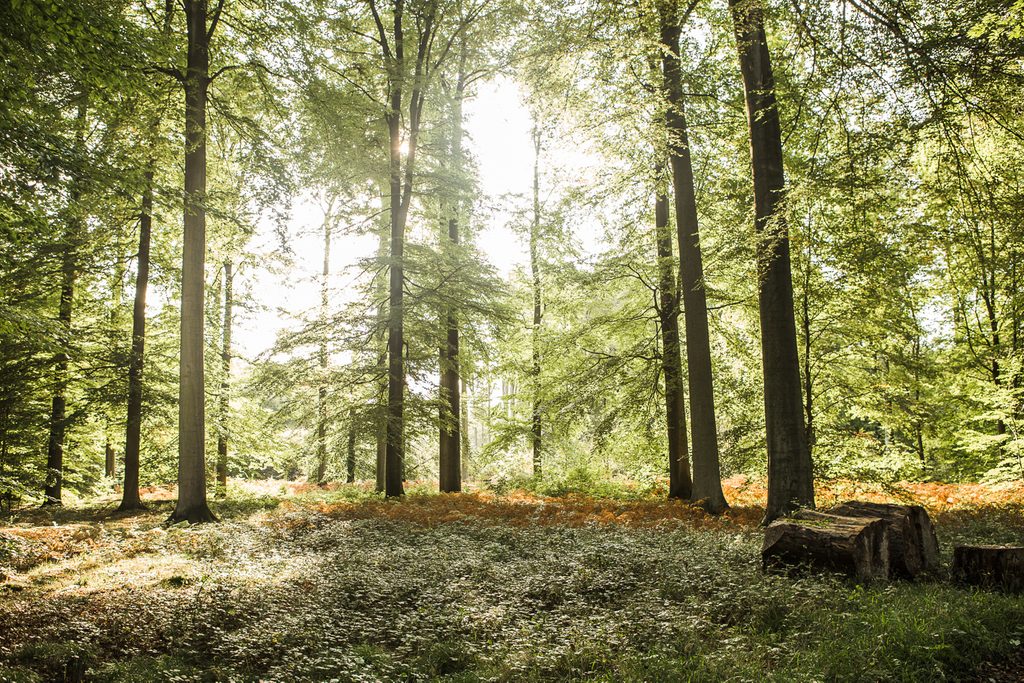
{"left": 1, "top": 479, "right": 1023, "bottom": 682}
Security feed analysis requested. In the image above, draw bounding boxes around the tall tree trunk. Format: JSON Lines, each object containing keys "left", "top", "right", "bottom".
{"left": 43, "top": 98, "right": 87, "bottom": 507}
{"left": 119, "top": 0, "right": 172, "bottom": 514}
{"left": 914, "top": 342, "right": 926, "bottom": 466}
{"left": 1011, "top": 252, "right": 1021, "bottom": 429}
{"left": 655, "top": 189, "right": 693, "bottom": 500}
{"left": 346, "top": 406, "right": 357, "bottom": 483}
{"left": 171, "top": 0, "right": 218, "bottom": 523}
{"left": 985, "top": 253, "right": 1005, "bottom": 436}
{"left": 376, "top": 417, "right": 386, "bottom": 492}
{"left": 380, "top": 0, "right": 433, "bottom": 496}
{"left": 316, "top": 210, "right": 332, "bottom": 485}
{"left": 530, "top": 126, "right": 544, "bottom": 476}
{"left": 119, "top": 161, "right": 154, "bottom": 512}
{"left": 439, "top": 72, "right": 466, "bottom": 494}
{"left": 660, "top": 4, "right": 727, "bottom": 512}
{"left": 385, "top": 126, "right": 405, "bottom": 498}
{"left": 215, "top": 260, "right": 232, "bottom": 497}
{"left": 43, "top": 220, "right": 76, "bottom": 507}
{"left": 382, "top": 0, "right": 408, "bottom": 498}
{"left": 374, "top": 212, "right": 389, "bottom": 494}
{"left": 0, "top": 411, "right": 9, "bottom": 510}
{"left": 729, "top": 0, "right": 814, "bottom": 522}
{"left": 104, "top": 264, "right": 123, "bottom": 481}
{"left": 460, "top": 375, "right": 471, "bottom": 475}
{"left": 105, "top": 439, "right": 115, "bottom": 478}
{"left": 801, "top": 214, "right": 815, "bottom": 460}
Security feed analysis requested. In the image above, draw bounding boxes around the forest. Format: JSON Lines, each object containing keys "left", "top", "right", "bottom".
{"left": 1, "top": 0, "right": 1024, "bottom": 680}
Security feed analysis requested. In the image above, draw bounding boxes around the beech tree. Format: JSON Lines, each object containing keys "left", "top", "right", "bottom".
{"left": 42, "top": 99, "right": 88, "bottom": 507}
{"left": 529, "top": 126, "right": 544, "bottom": 477}
{"left": 654, "top": 184, "right": 693, "bottom": 500}
{"left": 215, "top": 260, "right": 233, "bottom": 497}
{"left": 729, "top": 0, "right": 813, "bottom": 521}
{"left": 168, "top": 0, "right": 224, "bottom": 524}
{"left": 659, "top": 0, "right": 727, "bottom": 512}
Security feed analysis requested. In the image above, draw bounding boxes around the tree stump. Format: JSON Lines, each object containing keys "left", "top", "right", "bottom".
{"left": 763, "top": 510, "right": 890, "bottom": 581}
{"left": 952, "top": 545, "right": 1024, "bottom": 593}
{"left": 830, "top": 501, "right": 940, "bottom": 578}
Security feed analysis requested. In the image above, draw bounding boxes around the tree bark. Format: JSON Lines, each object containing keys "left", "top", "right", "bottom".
{"left": 530, "top": 126, "right": 544, "bottom": 476}
{"left": 439, "top": 70, "right": 466, "bottom": 493}
{"left": 660, "top": 3, "right": 727, "bottom": 513}
{"left": 381, "top": 0, "right": 421, "bottom": 498}
{"left": 763, "top": 510, "right": 890, "bottom": 581}
{"left": 119, "top": 164, "right": 154, "bottom": 512}
{"left": 831, "top": 501, "right": 939, "bottom": 578}
{"left": 104, "top": 440, "right": 115, "bottom": 478}
{"left": 316, "top": 209, "right": 332, "bottom": 485}
{"left": 215, "top": 259, "right": 232, "bottom": 498}
{"left": 43, "top": 98, "right": 87, "bottom": 507}
{"left": 728, "top": 0, "right": 814, "bottom": 523}
{"left": 655, "top": 190, "right": 693, "bottom": 500}
{"left": 953, "top": 545, "right": 1024, "bottom": 593}
{"left": 374, "top": 220, "right": 389, "bottom": 494}
{"left": 372, "top": 0, "right": 443, "bottom": 496}
{"left": 170, "top": 0, "right": 218, "bottom": 524}
{"left": 119, "top": 1, "right": 172, "bottom": 514}
{"left": 375, "top": 417, "right": 386, "bottom": 492}
{"left": 385, "top": 101, "right": 406, "bottom": 499}
{"left": 346, "top": 406, "right": 357, "bottom": 484}
{"left": 801, "top": 215, "right": 815, "bottom": 460}
{"left": 460, "top": 376, "right": 471, "bottom": 473}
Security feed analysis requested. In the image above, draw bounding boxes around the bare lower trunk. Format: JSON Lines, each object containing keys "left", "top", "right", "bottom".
{"left": 379, "top": 0, "right": 440, "bottom": 495}
{"left": 439, "top": 78, "right": 465, "bottom": 493}
{"left": 655, "top": 191, "right": 692, "bottom": 500}
{"left": 316, "top": 212, "right": 332, "bottom": 485}
{"left": 171, "top": 0, "right": 217, "bottom": 524}
{"left": 120, "top": 2, "right": 171, "bottom": 514}
{"left": 802, "top": 261, "right": 814, "bottom": 459}
{"left": 385, "top": 152, "right": 405, "bottom": 497}
{"left": 729, "top": 0, "right": 813, "bottom": 522}
{"left": 44, "top": 99, "right": 87, "bottom": 507}
{"left": 530, "top": 127, "right": 543, "bottom": 476}
{"left": 118, "top": 160, "right": 156, "bottom": 512}
{"left": 346, "top": 407, "right": 357, "bottom": 484}
{"left": 460, "top": 376, "right": 471, "bottom": 476}
{"left": 660, "top": 5, "right": 726, "bottom": 512}
{"left": 119, "top": 164, "right": 154, "bottom": 512}
{"left": 215, "top": 260, "right": 232, "bottom": 498}
{"left": 376, "top": 418, "right": 386, "bottom": 492}
{"left": 384, "top": 2, "right": 409, "bottom": 499}
{"left": 105, "top": 440, "right": 115, "bottom": 478}
{"left": 439, "top": 306, "right": 461, "bottom": 491}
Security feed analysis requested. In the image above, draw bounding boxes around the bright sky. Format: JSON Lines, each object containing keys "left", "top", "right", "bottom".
{"left": 233, "top": 76, "right": 538, "bottom": 360}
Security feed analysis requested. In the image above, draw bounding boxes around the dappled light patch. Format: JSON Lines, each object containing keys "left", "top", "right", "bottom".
{"left": 1, "top": 485, "right": 1023, "bottom": 680}
{"left": 305, "top": 491, "right": 766, "bottom": 530}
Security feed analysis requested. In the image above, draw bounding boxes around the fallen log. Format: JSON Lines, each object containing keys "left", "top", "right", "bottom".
{"left": 953, "top": 545, "right": 1024, "bottom": 593}
{"left": 763, "top": 510, "right": 890, "bottom": 581}
{"left": 830, "top": 501, "right": 940, "bottom": 578}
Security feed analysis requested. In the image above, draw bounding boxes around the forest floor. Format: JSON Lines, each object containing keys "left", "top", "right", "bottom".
{"left": 1, "top": 477, "right": 1023, "bottom": 682}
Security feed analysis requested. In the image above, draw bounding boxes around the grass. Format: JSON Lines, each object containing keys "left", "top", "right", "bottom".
{"left": 0, "top": 478, "right": 1022, "bottom": 681}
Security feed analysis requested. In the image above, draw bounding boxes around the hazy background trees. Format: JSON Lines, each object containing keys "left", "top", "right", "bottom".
{"left": 1, "top": 0, "right": 1022, "bottom": 510}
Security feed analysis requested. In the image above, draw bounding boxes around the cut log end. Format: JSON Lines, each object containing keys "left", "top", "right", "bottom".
{"left": 830, "top": 501, "right": 940, "bottom": 579}
{"left": 953, "top": 545, "right": 1024, "bottom": 593}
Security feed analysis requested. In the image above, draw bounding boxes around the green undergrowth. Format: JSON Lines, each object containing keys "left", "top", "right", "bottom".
{"left": 485, "top": 469, "right": 663, "bottom": 500}
{"left": 0, "top": 495, "right": 1022, "bottom": 682}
